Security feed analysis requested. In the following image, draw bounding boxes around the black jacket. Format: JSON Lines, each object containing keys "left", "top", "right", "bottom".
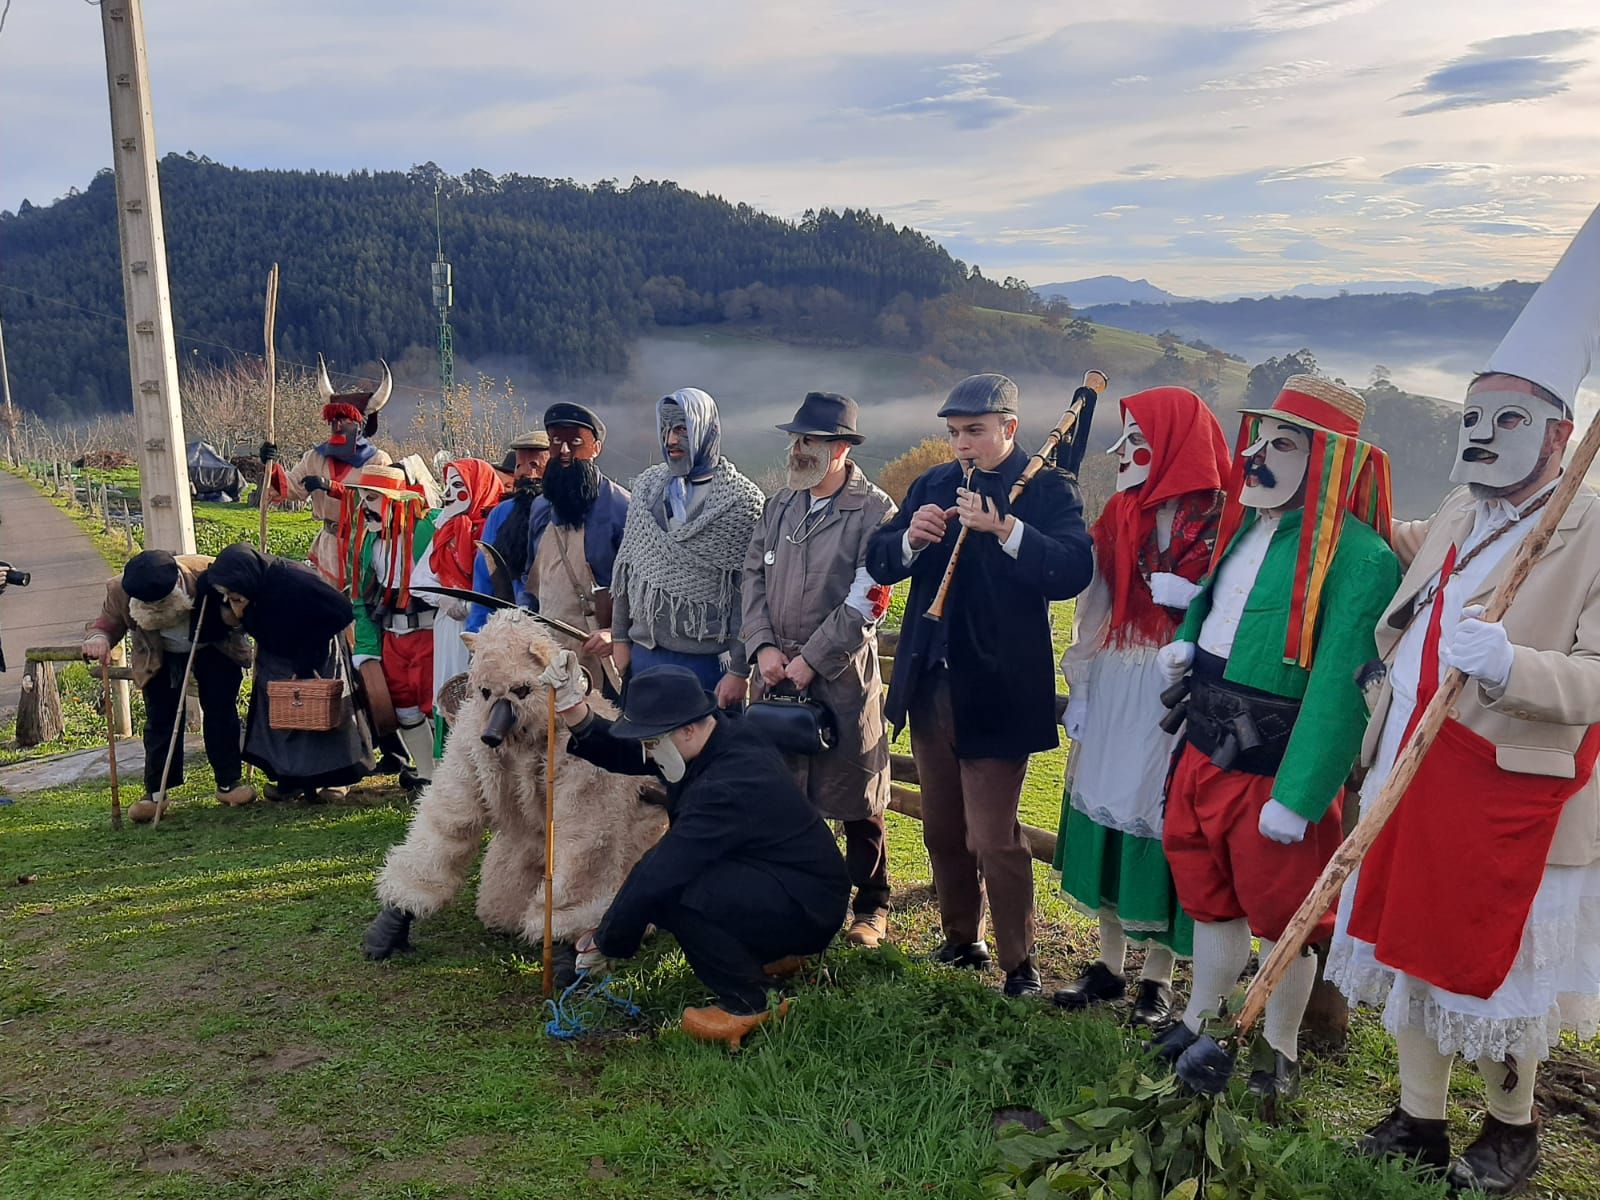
{"left": 866, "top": 445, "right": 1092, "bottom": 759}
{"left": 579, "top": 712, "right": 850, "bottom": 959}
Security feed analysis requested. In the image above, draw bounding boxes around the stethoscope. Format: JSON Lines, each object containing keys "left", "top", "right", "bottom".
{"left": 761, "top": 491, "right": 837, "bottom": 565}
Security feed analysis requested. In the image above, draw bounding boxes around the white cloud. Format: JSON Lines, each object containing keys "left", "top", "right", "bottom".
{"left": 1194, "top": 59, "right": 1330, "bottom": 91}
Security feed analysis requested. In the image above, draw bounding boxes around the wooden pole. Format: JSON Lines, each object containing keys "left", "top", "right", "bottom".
{"left": 101, "top": 657, "right": 123, "bottom": 830}
{"left": 1235, "top": 411, "right": 1600, "bottom": 1039}
{"left": 542, "top": 688, "right": 559, "bottom": 998}
{"left": 259, "top": 263, "right": 278, "bottom": 550}
{"left": 151, "top": 594, "right": 208, "bottom": 828}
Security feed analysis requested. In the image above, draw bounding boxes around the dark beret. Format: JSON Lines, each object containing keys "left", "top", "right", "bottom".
{"left": 122, "top": 549, "right": 180, "bottom": 602}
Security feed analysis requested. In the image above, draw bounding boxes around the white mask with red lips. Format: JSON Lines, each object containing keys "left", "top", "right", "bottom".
{"left": 1108, "top": 411, "right": 1152, "bottom": 493}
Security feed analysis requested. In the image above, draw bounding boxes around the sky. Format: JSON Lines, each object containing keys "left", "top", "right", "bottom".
{"left": 3, "top": 0, "right": 1599, "bottom": 296}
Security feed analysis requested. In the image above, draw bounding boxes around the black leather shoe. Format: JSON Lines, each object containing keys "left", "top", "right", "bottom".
{"left": 549, "top": 941, "right": 579, "bottom": 990}
{"left": 1246, "top": 1050, "right": 1301, "bottom": 1103}
{"left": 1129, "top": 980, "right": 1174, "bottom": 1028}
{"left": 1003, "top": 957, "right": 1042, "bottom": 997}
{"left": 931, "top": 939, "right": 991, "bottom": 970}
{"left": 1150, "top": 1020, "right": 1199, "bottom": 1065}
{"left": 1052, "top": 961, "right": 1126, "bottom": 1011}
{"left": 1357, "top": 1105, "right": 1451, "bottom": 1172}
{"left": 1447, "top": 1115, "right": 1539, "bottom": 1196}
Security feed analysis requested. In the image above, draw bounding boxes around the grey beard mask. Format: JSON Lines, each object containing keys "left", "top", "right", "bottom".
{"left": 129, "top": 584, "right": 194, "bottom": 631}
{"left": 785, "top": 441, "right": 830, "bottom": 492}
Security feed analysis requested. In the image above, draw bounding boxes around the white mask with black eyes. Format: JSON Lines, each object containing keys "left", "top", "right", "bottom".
{"left": 1108, "top": 412, "right": 1151, "bottom": 493}
{"left": 438, "top": 470, "right": 472, "bottom": 521}
{"left": 1451, "top": 385, "right": 1562, "bottom": 489}
{"left": 1239, "top": 421, "right": 1311, "bottom": 510}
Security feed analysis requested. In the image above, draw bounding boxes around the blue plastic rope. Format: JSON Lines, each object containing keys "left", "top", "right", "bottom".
{"left": 543, "top": 969, "right": 644, "bottom": 1040}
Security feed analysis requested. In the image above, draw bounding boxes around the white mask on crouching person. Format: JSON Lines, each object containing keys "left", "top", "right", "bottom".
{"left": 645, "top": 733, "right": 688, "bottom": 784}
{"left": 129, "top": 581, "right": 194, "bottom": 631}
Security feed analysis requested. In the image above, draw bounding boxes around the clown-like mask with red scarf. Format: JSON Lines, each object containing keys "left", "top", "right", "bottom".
{"left": 439, "top": 467, "right": 473, "bottom": 521}
{"left": 1108, "top": 410, "right": 1153, "bottom": 492}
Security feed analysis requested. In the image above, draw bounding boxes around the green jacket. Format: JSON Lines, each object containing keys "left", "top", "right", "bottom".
{"left": 352, "top": 514, "right": 437, "bottom": 659}
{"left": 1177, "top": 508, "right": 1399, "bottom": 822}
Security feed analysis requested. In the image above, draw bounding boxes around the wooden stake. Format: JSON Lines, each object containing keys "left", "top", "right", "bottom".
{"left": 259, "top": 263, "right": 279, "bottom": 551}
{"left": 543, "top": 687, "right": 558, "bottom": 998}
{"left": 151, "top": 594, "right": 208, "bottom": 828}
{"left": 1235, "top": 410, "right": 1600, "bottom": 1039}
{"left": 101, "top": 656, "right": 122, "bottom": 830}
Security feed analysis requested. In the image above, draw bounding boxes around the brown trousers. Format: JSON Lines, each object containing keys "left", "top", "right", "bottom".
{"left": 908, "top": 673, "right": 1034, "bottom": 970}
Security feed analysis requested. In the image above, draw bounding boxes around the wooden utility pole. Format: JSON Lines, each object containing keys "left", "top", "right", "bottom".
{"left": 100, "top": 0, "right": 195, "bottom": 553}
{"left": 0, "top": 313, "right": 16, "bottom": 466}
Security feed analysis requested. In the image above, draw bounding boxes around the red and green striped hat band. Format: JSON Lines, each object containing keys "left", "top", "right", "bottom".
{"left": 1210, "top": 417, "right": 1393, "bottom": 669}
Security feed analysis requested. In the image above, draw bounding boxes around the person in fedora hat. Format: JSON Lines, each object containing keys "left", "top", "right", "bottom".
{"left": 1152, "top": 374, "right": 1399, "bottom": 1101}
{"left": 742, "top": 392, "right": 900, "bottom": 947}
{"left": 540, "top": 656, "right": 849, "bottom": 1047}
{"left": 866, "top": 373, "right": 1096, "bottom": 999}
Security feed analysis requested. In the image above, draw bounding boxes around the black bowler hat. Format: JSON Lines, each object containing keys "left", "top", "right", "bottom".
{"left": 609, "top": 666, "right": 717, "bottom": 740}
{"left": 543, "top": 401, "right": 607, "bottom": 441}
{"left": 937, "top": 373, "right": 1019, "bottom": 418}
{"left": 122, "top": 549, "right": 180, "bottom": 602}
{"left": 776, "top": 391, "right": 865, "bottom": 444}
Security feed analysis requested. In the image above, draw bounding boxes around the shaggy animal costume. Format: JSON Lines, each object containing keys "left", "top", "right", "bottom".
{"left": 369, "top": 610, "right": 667, "bottom": 953}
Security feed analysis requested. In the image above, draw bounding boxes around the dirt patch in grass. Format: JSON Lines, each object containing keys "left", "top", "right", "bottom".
{"left": 1538, "top": 1046, "right": 1600, "bottom": 1134}
{"left": 253, "top": 1045, "right": 330, "bottom": 1073}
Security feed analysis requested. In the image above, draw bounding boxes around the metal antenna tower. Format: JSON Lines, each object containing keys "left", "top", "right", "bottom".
{"left": 432, "top": 183, "right": 455, "bottom": 448}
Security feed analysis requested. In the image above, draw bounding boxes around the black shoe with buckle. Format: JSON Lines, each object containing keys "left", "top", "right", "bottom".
{"left": 1052, "top": 961, "right": 1126, "bottom": 1011}
{"left": 931, "top": 939, "right": 991, "bottom": 970}
{"left": 1447, "top": 1114, "right": 1539, "bottom": 1196}
{"left": 1357, "top": 1105, "right": 1451, "bottom": 1173}
{"left": 1003, "top": 957, "right": 1042, "bottom": 998}
{"left": 1128, "top": 980, "right": 1175, "bottom": 1028}
{"left": 1246, "top": 1049, "right": 1302, "bottom": 1103}
{"left": 1150, "top": 1020, "right": 1199, "bottom": 1065}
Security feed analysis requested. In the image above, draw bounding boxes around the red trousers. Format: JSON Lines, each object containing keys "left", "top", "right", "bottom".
{"left": 381, "top": 630, "right": 434, "bottom": 716}
{"left": 1162, "top": 743, "right": 1344, "bottom": 941}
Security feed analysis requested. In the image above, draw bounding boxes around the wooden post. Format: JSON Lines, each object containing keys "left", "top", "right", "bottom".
{"left": 110, "top": 640, "right": 133, "bottom": 739}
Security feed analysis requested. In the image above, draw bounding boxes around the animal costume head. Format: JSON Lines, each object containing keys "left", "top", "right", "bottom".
{"left": 1455, "top": 202, "right": 1600, "bottom": 493}
{"left": 1212, "top": 375, "right": 1393, "bottom": 668}
{"left": 316, "top": 354, "right": 393, "bottom": 466}
{"left": 1096, "top": 387, "right": 1230, "bottom": 647}
{"left": 429, "top": 458, "right": 503, "bottom": 592}
{"left": 345, "top": 458, "right": 439, "bottom": 606}
{"left": 458, "top": 609, "right": 592, "bottom": 752}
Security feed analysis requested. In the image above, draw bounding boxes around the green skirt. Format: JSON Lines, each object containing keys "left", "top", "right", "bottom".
{"left": 1054, "top": 798, "right": 1193, "bottom": 958}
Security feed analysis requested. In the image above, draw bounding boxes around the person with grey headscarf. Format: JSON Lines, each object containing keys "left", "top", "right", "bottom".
{"left": 606, "top": 389, "right": 764, "bottom": 708}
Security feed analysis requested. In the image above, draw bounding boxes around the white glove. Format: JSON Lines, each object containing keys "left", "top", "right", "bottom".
{"left": 1148, "top": 572, "right": 1201, "bottom": 611}
{"left": 1062, "top": 689, "right": 1088, "bottom": 742}
{"left": 575, "top": 929, "right": 609, "bottom": 975}
{"left": 443, "top": 598, "right": 471, "bottom": 622}
{"left": 538, "top": 649, "right": 590, "bottom": 711}
{"left": 1440, "top": 604, "right": 1515, "bottom": 691}
{"left": 1258, "top": 798, "right": 1309, "bottom": 845}
{"left": 1156, "top": 640, "right": 1195, "bottom": 686}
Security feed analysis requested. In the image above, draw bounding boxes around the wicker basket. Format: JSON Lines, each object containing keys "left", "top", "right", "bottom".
{"left": 266, "top": 678, "right": 349, "bottom": 732}
{"left": 437, "top": 672, "right": 470, "bottom": 728}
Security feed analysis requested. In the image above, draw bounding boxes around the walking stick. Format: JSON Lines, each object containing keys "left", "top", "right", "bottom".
{"left": 151, "top": 595, "right": 209, "bottom": 829}
{"left": 925, "top": 369, "right": 1107, "bottom": 621}
{"left": 259, "top": 263, "right": 279, "bottom": 552}
{"left": 101, "top": 656, "right": 122, "bottom": 831}
{"left": 542, "top": 686, "right": 559, "bottom": 998}
{"left": 1178, "top": 409, "right": 1600, "bottom": 1093}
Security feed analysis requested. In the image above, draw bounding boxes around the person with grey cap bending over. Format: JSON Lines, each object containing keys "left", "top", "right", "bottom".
{"left": 742, "top": 392, "right": 899, "bottom": 947}
{"left": 866, "top": 373, "right": 1094, "bottom": 997}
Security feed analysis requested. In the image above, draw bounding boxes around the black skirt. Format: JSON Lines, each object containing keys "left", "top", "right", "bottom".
{"left": 242, "top": 638, "right": 376, "bottom": 789}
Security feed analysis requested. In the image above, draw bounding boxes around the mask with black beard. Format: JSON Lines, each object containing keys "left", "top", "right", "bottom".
{"left": 543, "top": 459, "right": 601, "bottom": 528}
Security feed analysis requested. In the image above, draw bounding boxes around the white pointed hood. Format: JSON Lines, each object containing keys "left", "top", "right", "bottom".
{"left": 1483, "top": 202, "right": 1600, "bottom": 411}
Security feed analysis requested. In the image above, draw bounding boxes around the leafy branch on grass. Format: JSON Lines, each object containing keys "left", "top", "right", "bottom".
{"left": 985, "top": 1062, "right": 1329, "bottom": 1200}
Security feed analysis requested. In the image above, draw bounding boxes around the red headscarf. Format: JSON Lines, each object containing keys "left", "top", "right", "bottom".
{"left": 1093, "top": 387, "right": 1231, "bottom": 648}
{"left": 428, "top": 458, "right": 504, "bottom": 592}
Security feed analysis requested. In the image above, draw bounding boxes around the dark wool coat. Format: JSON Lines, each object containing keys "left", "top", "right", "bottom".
{"left": 866, "top": 445, "right": 1093, "bottom": 760}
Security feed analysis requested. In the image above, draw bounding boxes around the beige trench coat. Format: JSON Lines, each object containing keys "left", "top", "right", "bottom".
{"left": 740, "top": 462, "right": 897, "bottom": 821}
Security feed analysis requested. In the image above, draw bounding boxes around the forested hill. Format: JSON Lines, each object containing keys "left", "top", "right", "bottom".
{"left": 0, "top": 156, "right": 1038, "bottom": 418}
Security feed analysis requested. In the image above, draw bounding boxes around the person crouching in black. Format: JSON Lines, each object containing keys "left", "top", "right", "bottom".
{"left": 539, "top": 655, "right": 850, "bottom": 1048}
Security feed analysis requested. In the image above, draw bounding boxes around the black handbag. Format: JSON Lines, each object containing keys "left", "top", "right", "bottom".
{"left": 744, "top": 684, "right": 837, "bottom": 756}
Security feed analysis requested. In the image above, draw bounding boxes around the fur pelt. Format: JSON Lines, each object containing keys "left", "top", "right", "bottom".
{"left": 375, "top": 610, "right": 666, "bottom": 945}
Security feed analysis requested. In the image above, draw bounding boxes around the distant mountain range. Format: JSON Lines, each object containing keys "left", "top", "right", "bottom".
{"left": 1041, "top": 274, "right": 1466, "bottom": 307}
{"left": 1037, "top": 276, "right": 1187, "bottom": 306}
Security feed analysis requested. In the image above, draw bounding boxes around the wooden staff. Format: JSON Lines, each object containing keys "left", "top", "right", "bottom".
{"left": 1232, "top": 407, "right": 1600, "bottom": 1042}
{"left": 151, "top": 594, "right": 209, "bottom": 829}
{"left": 258, "top": 263, "right": 279, "bottom": 551}
{"left": 925, "top": 369, "right": 1107, "bottom": 621}
{"left": 542, "top": 687, "right": 560, "bottom": 997}
{"left": 101, "top": 656, "right": 122, "bottom": 831}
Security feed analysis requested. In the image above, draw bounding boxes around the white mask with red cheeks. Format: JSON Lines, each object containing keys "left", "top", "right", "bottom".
{"left": 438, "top": 469, "right": 472, "bottom": 521}
{"left": 1109, "top": 411, "right": 1152, "bottom": 493}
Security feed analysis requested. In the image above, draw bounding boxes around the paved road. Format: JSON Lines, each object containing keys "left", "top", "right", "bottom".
{"left": 0, "top": 470, "right": 110, "bottom": 711}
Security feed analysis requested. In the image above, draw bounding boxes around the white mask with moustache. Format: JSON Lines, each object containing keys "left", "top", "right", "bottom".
{"left": 1239, "top": 421, "right": 1312, "bottom": 510}
{"left": 1450, "top": 385, "right": 1563, "bottom": 490}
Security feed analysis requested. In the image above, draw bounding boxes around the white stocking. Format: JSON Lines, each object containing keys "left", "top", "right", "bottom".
{"left": 1478, "top": 1034, "right": 1541, "bottom": 1126}
{"left": 1182, "top": 918, "right": 1252, "bottom": 1033}
{"left": 1098, "top": 914, "right": 1128, "bottom": 975}
{"left": 399, "top": 719, "right": 435, "bottom": 784}
{"left": 1397, "top": 1022, "right": 1453, "bottom": 1120}
{"left": 1140, "top": 944, "right": 1176, "bottom": 986}
{"left": 1257, "top": 937, "right": 1316, "bottom": 1061}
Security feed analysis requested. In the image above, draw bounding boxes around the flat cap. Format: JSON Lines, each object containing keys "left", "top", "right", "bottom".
{"left": 542, "top": 402, "right": 606, "bottom": 440}
{"left": 507, "top": 429, "right": 550, "bottom": 451}
{"left": 937, "top": 373, "right": 1019, "bottom": 418}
